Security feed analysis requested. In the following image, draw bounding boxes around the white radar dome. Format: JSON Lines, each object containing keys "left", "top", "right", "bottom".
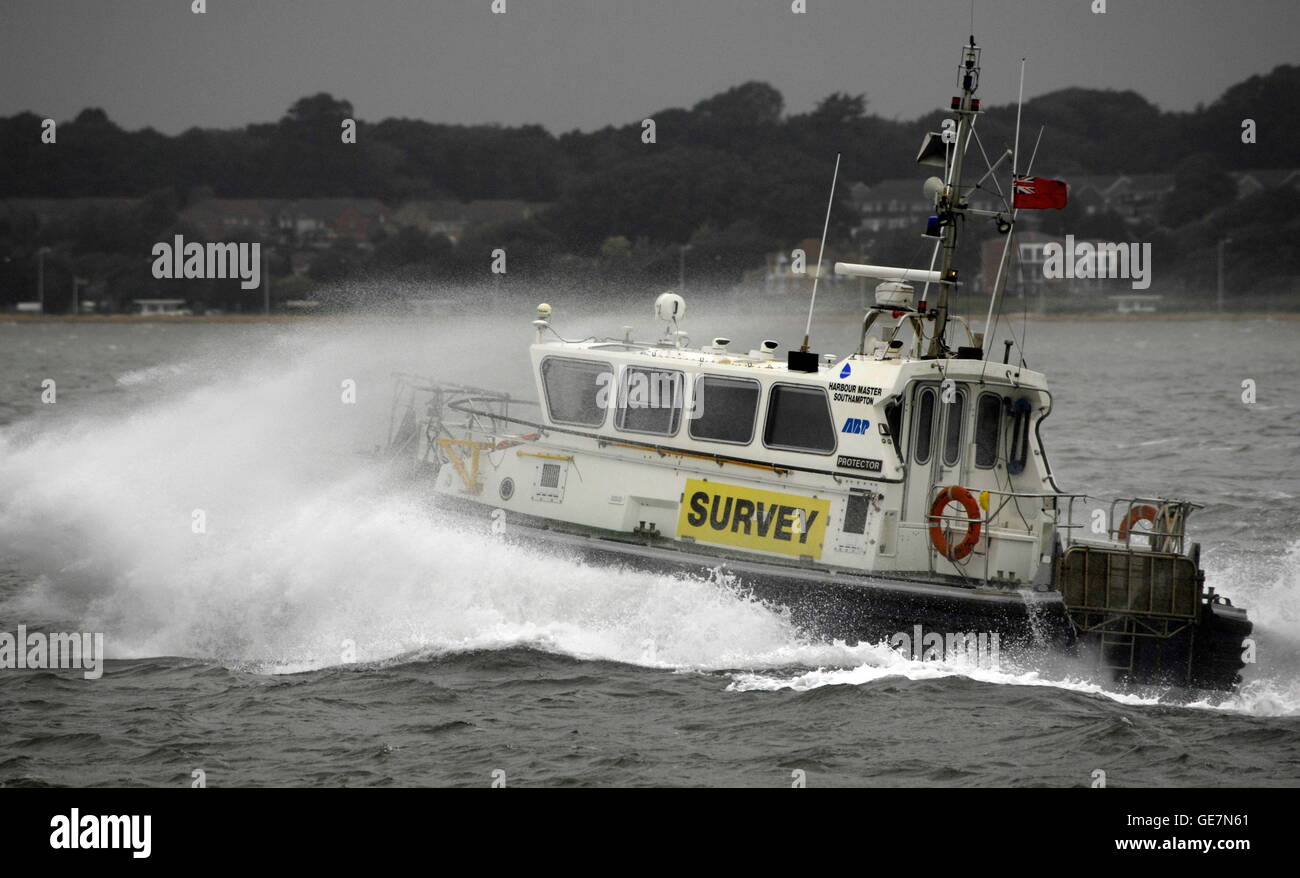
{"left": 655, "top": 291, "right": 687, "bottom": 323}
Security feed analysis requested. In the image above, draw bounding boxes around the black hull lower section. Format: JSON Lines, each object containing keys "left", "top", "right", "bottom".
{"left": 742, "top": 572, "right": 1073, "bottom": 654}
{"left": 1068, "top": 601, "right": 1251, "bottom": 693}
{"left": 494, "top": 520, "right": 1076, "bottom": 658}
{"left": 1191, "top": 601, "right": 1253, "bottom": 690}
{"left": 437, "top": 498, "right": 1246, "bottom": 691}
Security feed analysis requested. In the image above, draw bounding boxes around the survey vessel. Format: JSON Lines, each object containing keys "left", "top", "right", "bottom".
{"left": 386, "top": 37, "right": 1251, "bottom": 689}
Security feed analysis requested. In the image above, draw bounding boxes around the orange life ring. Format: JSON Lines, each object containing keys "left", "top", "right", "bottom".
{"left": 929, "top": 485, "right": 983, "bottom": 561}
{"left": 1118, "top": 504, "right": 1160, "bottom": 541}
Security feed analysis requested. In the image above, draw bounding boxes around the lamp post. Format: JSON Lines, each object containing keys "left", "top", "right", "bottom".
{"left": 1217, "top": 237, "right": 1232, "bottom": 312}
{"left": 36, "top": 247, "right": 51, "bottom": 313}
{"left": 70, "top": 276, "right": 89, "bottom": 315}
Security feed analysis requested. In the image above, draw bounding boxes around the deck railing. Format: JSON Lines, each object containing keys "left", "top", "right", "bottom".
{"left": 927, "top": 486, "right": 1202, "bottom": 567}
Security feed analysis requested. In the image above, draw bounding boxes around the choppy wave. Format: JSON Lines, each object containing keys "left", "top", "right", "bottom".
{"left": 1, "top": 319, "right": 1298, "bottom": 721}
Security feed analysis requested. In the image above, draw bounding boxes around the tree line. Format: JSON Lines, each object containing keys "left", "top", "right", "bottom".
{"left": 2, "top": 63, "right": 1297, "bottom": 311}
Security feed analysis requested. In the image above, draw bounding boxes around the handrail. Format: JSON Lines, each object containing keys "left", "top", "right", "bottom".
{"left": 444, "top": 397, "right": 892, "bottom": 483}
{"left": 926, "top": 485, "right": 1199, "bottom": 557}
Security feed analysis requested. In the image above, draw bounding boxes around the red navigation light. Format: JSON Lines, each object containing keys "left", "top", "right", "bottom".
{"left": 950, "top": 96, "right": 961, "bottom": 109}
{"left": 971, "top": 99, "right": 981, "bottom": 111}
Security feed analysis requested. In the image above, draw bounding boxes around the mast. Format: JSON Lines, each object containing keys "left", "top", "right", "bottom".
{"left": 800, "top": 153, "right": 842, "bottom": 353}
{"left": 927, "top": 36, "right": 982, "bottom": 358}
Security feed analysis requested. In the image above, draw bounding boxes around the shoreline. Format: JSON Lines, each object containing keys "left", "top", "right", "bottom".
{"left": 0, "top": 313, "right": 349, "bottom": 324}
{"left": 2, "top": 309, "right": 1298, "bottom": 325}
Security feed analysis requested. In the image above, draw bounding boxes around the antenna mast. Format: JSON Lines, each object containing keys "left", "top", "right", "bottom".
{"left": 927, "top": 36, "right": 981, "bottom": 358}
{"left": 801, "top": 152, "right": 842, "bottom": 353}
{"left": 982, "top": 60, "right": 1028, "bottom": 353}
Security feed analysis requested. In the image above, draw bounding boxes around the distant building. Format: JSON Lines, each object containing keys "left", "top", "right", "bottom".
{"left": 178, "top": 198, "right": 390, "bottom": 247}
{"left": 1051, "top": 174, "right": 1174, "bottom": 224}
{"left": 1105, "top": 174, "right": 1176, "bottom": 223}
{"left": 1, "top": 198, "right": 141, "bottom": 225}
{"left": 177, "top": 197, "right": 550, "bottom": 251}
{"left": 1109, "top": 294, "right": 1163, "bottom": 314}
{"left": 390, "top": 201, "right": 470, "bottom": 241}
{"left": 274, "top": 199, "right": 388, "bottom": 244}
{"left": 460, "top": 199, "right": 548, "bottom": 228}
{"left": 179, "top": 199, "right": 274, "bottom": 238}
{"left": 133, "top": 298, "right": 191, "bottom": 316}
{"left": 1230, "top": 169, "right": 1300, "bottom": 199}
{"left": 389, "top": 199, "right": 550, "bottom": 243}
{"left": 1068, "top": 176, "right": 1124, "bottom": 216}
{"left": 980, "top": 231, "right": 1140, "bottom": 302}
{"left": 851, "top": 177, "right": 1000, "bottom": 237}
{"left": 1013, "top": 169, "right": 1296, "bottom": 227}
{"left": 745, "top": 239, "right": 850, "bottom": 296}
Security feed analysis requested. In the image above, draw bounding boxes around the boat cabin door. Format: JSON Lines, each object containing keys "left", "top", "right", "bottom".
{"left": 902, "top": 380, "right": 969, "bottom": 524}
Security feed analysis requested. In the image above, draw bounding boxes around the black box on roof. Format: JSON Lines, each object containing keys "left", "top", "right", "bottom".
{"left": 787, "top": 350, "right": 820, "bottom": 373}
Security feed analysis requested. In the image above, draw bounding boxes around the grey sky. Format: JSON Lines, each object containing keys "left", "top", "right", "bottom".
{"left": 3, "top": 0, "right": 1296, "bottom": 133}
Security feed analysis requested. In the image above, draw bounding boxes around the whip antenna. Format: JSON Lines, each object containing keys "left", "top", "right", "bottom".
{"left": 1012, "top": 57, "right": 1026, "bottom": 177}
{"left": 983, "top": 61, "right": 1032, "bottom": 349}
{"left": 801, "top": 152, "right": 841, "bottom": 352}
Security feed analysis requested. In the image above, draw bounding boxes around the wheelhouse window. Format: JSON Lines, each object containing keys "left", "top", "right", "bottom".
{"left": 1007, "top": 398, "right": 1032, "bottom": 475}
{"left": 689, "top": 375, "right": 760, "bottom": 445}
{"left": 975, "top": 393, "right": 1001, "bottom": 468}
{"left": 616, "top": 367, "right": 684, "bottom": 436}
{"left": 540, "top": 357, "right": 610, "bottom": 428}
{"left": 942, "top": 389, "right": 966, "bottom": 467}
{"left": 763, "top": 384, "right": 836, "bottom": 454}
{"left": 913, "top": 387, "right": 936, "bottom": 464}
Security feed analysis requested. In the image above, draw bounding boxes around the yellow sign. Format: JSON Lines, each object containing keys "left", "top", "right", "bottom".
{"left": 677, "top": 478, "right": 830, "bottom": 559}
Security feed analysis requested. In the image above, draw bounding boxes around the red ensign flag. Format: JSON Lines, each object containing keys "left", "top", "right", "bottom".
{"left": 1012, "top": 176, "right": 1069, "bottom": 209}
